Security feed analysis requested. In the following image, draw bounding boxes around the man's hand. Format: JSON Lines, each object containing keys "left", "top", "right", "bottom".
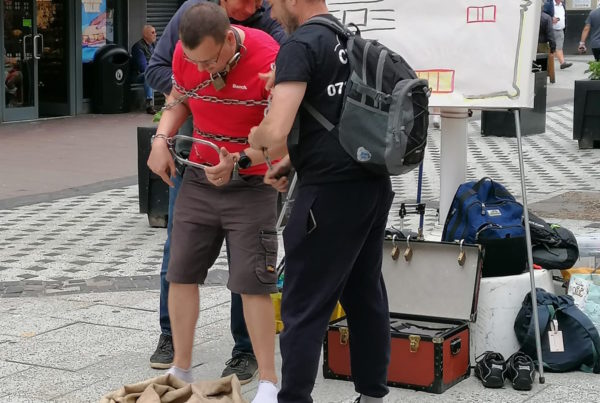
{"left": 204, "top": 147, "right": 235, "bottom": 187}
{"left": 258, "top": 65, "right": 276, "bottom": 92}
{"left": 248, "top": 126, "right": 264, "bottom": 151}
{"left": 147, "top": 139, "right": 176, "bottom": 187}
{"left": 264, "top": 155, "right": 292, "bottom": 193}
{"left": 578, "top": 42, "right": 587, "bottom": 54}
{"left": 552, "top": 17, "right": 559, "bottom": 25}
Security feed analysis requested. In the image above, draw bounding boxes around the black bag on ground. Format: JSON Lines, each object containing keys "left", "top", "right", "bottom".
{"left": 514, "top": 288, "right": 600, "bottom": 373}
{"left": 528, "top": 212, "right": 579, "bottom": 270}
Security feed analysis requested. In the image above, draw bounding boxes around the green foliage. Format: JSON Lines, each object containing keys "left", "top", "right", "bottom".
{"left": 586, "top": 60, "right": 600, "bottom": 80}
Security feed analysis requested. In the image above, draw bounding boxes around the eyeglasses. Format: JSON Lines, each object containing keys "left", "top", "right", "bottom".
{"left": 183, "top": 41, "right": 225, "bottom": 69}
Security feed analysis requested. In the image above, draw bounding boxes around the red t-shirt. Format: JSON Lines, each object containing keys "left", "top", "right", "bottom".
{"left": 172, "top": 26, "right": 279, "bottom": 176}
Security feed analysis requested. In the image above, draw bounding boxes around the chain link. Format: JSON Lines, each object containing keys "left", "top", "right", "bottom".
{"left": 194, "top": 128, "right": 249, "bottom": 145}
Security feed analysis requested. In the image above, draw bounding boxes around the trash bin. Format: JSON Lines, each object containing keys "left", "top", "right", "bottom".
{"left": 138, "top": 127, "right": 169, "bottom": 227}
{"left": 93, "top": 44, "right": 130, "bottom": 114}
{"left": 480, "top": 54, "right": 548, "bottom": 137}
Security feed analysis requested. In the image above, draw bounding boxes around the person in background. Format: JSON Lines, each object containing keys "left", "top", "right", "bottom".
{"left": 578, "top": 5, "right": 600, "bottom": 61}
{"left": 144, "top": 0, "right": 285, "bottom": 386}
{"left": 132, "top": 25, "right": 157, "bottom": 114}
{"left": 551, "top": 0, "right": 572, "bottom": 70}
{"left": 539, "top": 3, "right": 557, "bottom": 83}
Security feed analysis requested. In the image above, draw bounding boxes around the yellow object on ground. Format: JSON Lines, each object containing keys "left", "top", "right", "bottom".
{"left": 271, "top": 292, "right": 345, "bottom": 334}
{"left": 561, "top": 267, "right": 599, "bottom": 281}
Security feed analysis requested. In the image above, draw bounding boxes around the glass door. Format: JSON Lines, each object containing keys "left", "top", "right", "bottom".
{"left": 3, "top": 0, "right": 38, "bottom": 121}
{"left": 38, "top": 0, "right": 70, "bottom": 117}
{"left": 3, "top": 0, "right": 70, "bottom": 122}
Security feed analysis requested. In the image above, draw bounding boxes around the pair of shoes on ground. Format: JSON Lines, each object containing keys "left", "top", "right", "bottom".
{"left": 150, "top": 334, "right": 258, "bottom": 384}
{"left": 560, "top": 62, "right": 573, "bottom": 70}
{"left": 474, "top": 351, "right": 535, "bottom": 390}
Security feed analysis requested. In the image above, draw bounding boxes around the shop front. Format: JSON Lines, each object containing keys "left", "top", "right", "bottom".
{"left": 1, "top": 0, "right": 179, "bottom": 123}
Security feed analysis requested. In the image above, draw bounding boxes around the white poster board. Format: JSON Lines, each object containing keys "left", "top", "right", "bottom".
{"left": 328, "top": 0, "right": 542, "bottom": 109}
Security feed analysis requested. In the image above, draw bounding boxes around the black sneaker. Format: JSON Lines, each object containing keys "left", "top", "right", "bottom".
{"left": 150, "top": 333, "right": 174, "bottom": 369}
{"left": 506, "top": 352, "right": 535, "bottom": 391}
{"left": 560, "top": 62, "right": 573, "bottom": 69}
{"left": 221, "top": 353, "right": 258, "bottom": 385}
{"left": 474, "top": 351, "right": 506, "bottom": 388}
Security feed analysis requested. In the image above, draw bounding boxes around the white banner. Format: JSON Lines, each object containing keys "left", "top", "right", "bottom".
{"left": 328, "top": 0, "right": 541, "bottom": 109}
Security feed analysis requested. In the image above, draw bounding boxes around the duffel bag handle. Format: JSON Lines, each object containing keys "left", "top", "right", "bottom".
{"left": 472, "top": 177, "right": 515, "bottom": 200}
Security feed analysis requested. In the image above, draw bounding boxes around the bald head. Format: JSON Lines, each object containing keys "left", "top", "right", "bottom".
{"left": 143, "top": 25, "right": 156, "bottom": 44}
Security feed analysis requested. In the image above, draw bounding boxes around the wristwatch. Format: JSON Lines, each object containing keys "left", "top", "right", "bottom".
{"left": 237, "top": 150, "right": 252, "bottom": 169}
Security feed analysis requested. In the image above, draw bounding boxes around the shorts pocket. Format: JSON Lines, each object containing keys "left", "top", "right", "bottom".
{"left": 255, "top": 229, "right": 278, "bottom": 285}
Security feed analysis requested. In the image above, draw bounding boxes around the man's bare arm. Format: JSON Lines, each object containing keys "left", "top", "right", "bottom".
{"left": 249, "top": 81, "right": 307, "bottom": 155}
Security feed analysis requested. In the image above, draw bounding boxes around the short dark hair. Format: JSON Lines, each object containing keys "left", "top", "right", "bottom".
{"left": 179, "top": 3, "right": 230, "bottom": 49}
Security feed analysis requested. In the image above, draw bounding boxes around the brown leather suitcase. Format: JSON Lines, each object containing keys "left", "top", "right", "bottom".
{"left": 323, "top": 239, "right": 482, "bottom": 394}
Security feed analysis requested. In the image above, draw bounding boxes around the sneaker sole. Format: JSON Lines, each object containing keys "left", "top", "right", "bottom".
{"left": 236, "top": 369, "right": 259, "bottom": 385}
{"left": 512, "top": 379, "right": 533, "bottom": 391}
{"left": 481, "top": 375, "right": 505, "bottom": 388}
{"left": 150, "top": 362, "right": 173, "bottom": 369}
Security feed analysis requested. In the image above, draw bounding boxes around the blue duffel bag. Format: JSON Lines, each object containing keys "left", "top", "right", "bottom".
{"left": 442, "top": 177, "right": 527, "bottom": 277}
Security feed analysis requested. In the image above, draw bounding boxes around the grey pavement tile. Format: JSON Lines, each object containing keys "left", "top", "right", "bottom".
{"left": 0, "top": 323, "right": 149, "bottom": 371}
{"left": 0, "top": 394, "right": 51, "bottom": 403}
{"left": 0, "top": 312, "right": 73, "bottom": 337}
{"left": 51, "top": 304, "right": 157, "bottom": 331}
{"left": 0, "top": 297, "right": 93, "bottom": 316}
{"left": 1, "top": 366, "right": 104, "bottom": 401}
{"left": 526, "top": 383, "right": 600, "bottom": 402}
{"left": 0, "top": 360, "right": 31, "bottom": 379}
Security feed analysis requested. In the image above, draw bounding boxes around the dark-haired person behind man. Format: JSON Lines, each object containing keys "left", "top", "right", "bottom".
{"left": 147, "top": 4, "right": 281, "bottom": 402}
{"left": 144, "top": 0, "right": 285, "bottom": 383}
{"left": 249, "top": 0, "right": 392, "bottom": 402}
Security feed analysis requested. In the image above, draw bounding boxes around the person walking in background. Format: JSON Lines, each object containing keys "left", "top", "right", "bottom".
{"left": 551, "top": 0, "right": 572, "bottom": 70}
{"left": 144, "top": 0, "right": 285, "bottom": 385}
{"left": 539, "top": 2, "right": 557, "bottom": 83}
{"left": 132, "top": 25, "right": 157, "bottom": 114}
{"left": 578, "top": 5, "right": 600, "bottom": 61}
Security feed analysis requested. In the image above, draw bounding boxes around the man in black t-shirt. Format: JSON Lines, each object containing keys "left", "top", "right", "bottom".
{"left": 249, "top": 1, "right": 392, "bottom": 402}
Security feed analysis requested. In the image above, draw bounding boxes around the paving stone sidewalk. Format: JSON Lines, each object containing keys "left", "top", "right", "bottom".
{"left": 1, "top": 102, "right": 600, "bottom": 401}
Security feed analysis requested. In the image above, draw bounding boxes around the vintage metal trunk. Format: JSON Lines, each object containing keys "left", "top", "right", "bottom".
{"left": 323, "top": 239, "right": 482, "bottom": 394}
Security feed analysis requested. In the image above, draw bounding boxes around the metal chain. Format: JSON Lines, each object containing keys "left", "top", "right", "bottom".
{"left": 194, "top": 128, "right": 249, "bottom": 145}
{"left": 162, "top": 75, "right": 268, "bottom": 111}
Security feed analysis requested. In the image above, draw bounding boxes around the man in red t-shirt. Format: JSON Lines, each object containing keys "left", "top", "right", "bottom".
{"left": 147, "top": 3, "right": 281, "bottom": 402}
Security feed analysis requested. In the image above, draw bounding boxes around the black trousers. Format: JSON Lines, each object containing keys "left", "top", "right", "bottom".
{"left": 593, "top": 48, "right": 600, "bottom": 61}
{"left": 278, "top": 177, "right": 394, "bottom": 403}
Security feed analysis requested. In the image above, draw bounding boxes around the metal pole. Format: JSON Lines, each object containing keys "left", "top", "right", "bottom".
{"left": 513, "top": 109, "right": 545, "bottom": 384}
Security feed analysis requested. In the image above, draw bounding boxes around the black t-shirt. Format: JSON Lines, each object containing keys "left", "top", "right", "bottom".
{"left": 275, "top": 14, "right": 377, "bottom": 185}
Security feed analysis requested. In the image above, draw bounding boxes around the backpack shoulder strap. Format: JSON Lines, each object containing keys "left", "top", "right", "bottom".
{"left": 302, "top": 16, "right": 349, "bottom": 38}
{"left": 302, "top": 102, "right": 335, "bottom": 132}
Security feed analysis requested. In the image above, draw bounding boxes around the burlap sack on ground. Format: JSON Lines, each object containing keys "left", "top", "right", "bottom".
{"left": 100, "top": 373, "right": 247, "bottom": 403}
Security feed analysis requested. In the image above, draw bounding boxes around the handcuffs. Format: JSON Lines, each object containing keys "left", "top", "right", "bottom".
{"left": 151, "top": 134, "right": 274, "bottom": 182}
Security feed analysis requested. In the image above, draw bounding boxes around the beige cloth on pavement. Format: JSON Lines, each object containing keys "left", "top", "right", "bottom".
{"left": 100, "top": 374, "right": 248, "bottom": 403}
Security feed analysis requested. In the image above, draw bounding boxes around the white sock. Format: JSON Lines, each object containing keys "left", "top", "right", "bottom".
{"left": 360, "top": 395, "right": 383, "bottom": 403}
{"left": 166, "top": 365, "right": 194, "bottom": 383}
{"left": 251, "top": 380, "right": 278, "bottom": 403}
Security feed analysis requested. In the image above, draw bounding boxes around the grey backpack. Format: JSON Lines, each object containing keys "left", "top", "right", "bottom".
{"left": 303, "top": 17, "right": 430, "bottom": 176}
